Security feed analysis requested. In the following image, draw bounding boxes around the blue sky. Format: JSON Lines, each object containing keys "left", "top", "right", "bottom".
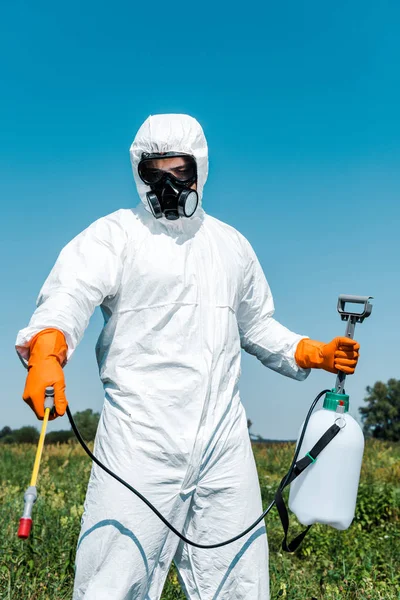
{"left": 1, "top": 0, "right": 399, "bottom": 438}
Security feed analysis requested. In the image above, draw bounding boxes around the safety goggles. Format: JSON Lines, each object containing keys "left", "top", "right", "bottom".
{"left": 138, "top": 152, "right": 197, "bottom": 186}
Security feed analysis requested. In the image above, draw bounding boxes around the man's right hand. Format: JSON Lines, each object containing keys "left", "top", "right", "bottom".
{"left": 22, "top": 329, "right": 68, "bottom": 420}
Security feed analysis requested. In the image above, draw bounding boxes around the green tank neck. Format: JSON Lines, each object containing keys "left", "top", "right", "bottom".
{"left": 323, "top": 390, "right": 349, "bottom": 412}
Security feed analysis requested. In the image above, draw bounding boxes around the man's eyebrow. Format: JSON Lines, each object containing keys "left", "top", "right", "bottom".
{"left": 172, "top": 161, "right": 190, "bottom": 167}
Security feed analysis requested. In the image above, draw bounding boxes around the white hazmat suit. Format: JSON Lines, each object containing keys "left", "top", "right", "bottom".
{"left": 16, "top": 114, "right": 310, "bottom": 599}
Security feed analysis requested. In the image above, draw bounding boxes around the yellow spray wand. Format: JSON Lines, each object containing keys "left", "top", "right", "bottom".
{"left": 18, "top": 387, "right": 54, "bottom": 539}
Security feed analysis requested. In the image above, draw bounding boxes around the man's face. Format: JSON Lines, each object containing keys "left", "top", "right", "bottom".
{"left": 144, "top": 156, "right": 197, "bottom": 190}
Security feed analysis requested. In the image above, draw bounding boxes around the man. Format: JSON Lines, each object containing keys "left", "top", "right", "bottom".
{"left": 16, "top": 114, "right": 360, "bottom": 599}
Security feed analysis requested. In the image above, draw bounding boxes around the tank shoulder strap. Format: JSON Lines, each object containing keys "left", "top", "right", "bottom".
{"left": 275, "top": 423, "right": 341, "bottom": 553}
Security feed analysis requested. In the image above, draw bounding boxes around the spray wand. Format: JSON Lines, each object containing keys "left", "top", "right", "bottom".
{"left": 17, "top": 387, "right": 55, "bottom": 539}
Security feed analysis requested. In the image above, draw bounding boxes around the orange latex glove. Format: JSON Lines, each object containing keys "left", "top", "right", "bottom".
{"left": 295, "top": 337, "right": 360, "bottom": 374}
{"left": 23, "top": 328, "right": 68, "bottom": 420}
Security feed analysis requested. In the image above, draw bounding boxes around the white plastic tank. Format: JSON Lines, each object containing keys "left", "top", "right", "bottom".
{"left": 288, "top": 391, "right": 365, "bottom": 530}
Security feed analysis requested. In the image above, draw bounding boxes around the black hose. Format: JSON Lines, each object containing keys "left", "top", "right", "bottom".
{"left": 17, "top": 349, "right": 329, "bottom": 547}
{"left": 66, "top": 389, "right": 330, "bottom": 549}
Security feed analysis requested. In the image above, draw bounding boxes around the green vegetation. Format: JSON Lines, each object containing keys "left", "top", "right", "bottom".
{"left": 0, "top": 439, "right": 398, "bottom": 599}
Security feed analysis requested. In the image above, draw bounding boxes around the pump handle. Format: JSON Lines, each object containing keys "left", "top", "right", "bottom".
{"left": 335, "top": 294, "right": 373, "bottom": 394}
{"left": 337, "top": 295, "right": 373, "bottom": 323}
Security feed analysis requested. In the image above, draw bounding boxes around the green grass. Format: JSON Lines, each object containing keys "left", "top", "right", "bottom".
{"left": 0, "top": 439, "right": 399, "bottom": 599}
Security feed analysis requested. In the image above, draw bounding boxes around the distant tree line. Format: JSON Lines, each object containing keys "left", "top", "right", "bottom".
{"left": 359, "top": 378, "right": 400, "bottom": 442}
{"left": 2, "top": 379, "right": 399, "bottom": 444}
{"left": 0, "top": 409, "right": 100, "bottom": 444}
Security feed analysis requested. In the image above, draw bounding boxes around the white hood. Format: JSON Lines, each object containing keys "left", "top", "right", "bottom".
{"left": 129, "top": 114, "right": 209, "bottom": 212}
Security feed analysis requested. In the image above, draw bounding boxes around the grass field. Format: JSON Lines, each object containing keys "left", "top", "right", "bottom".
{"left": 1, "top": 439, "right": 399, "bottom": 599}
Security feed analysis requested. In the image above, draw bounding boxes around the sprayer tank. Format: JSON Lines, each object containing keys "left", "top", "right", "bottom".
{"left": 289, "top": 401, "right": 365, "bottom": 530}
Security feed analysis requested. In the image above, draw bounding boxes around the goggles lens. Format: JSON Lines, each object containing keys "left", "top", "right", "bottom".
{"left": 138, "top": 154, "right": 197, "bottom": 185}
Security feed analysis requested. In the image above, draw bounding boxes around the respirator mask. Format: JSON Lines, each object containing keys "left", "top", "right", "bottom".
{"left": 138, "top": 152, "right": 198, "bottom": 221}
